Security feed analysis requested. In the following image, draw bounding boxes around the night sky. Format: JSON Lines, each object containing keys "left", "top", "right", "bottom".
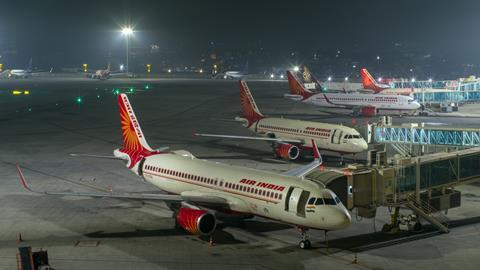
{"left": 1, "top": 0, "right": 480, "bottom": 76}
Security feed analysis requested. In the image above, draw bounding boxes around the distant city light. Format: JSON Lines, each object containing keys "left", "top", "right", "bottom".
{"left": 168, "top": 68, "right": 172, "bottom": 73}
{"left": 327, "top": 76, "right": 332, "bottom": 81}
{"left": 119, "top": 64, "right": 124, "bottom": 71}
{"left": 121, "top": 27, "right": 133, "bottom": 36}
{"left": 411, "top": 78, "right": 416, "bottom": 82}
{"left": 352, "top": 65, "right": 356, "bottom": 68}
{"left": 378, "top": 77, "right": 382, "bottom": 82}
{"left": 199, "top": 69, "right": 203, "bottom": 73}
{"left": 293, "top": 66, "right": 300, "bottom": 72}
{"left": 376, "top": 56, "right": 380, "bottom": 60}
{"left": 428, "top": 78, "right": 433, "bottom": 83}
{"left": 344, "top": 77, "right": 349, "bottom": 81}
{"left": 270, "top": 73, "right": 275, "bottom": 79}
{"left": 280, "top": 74, "right": 284, "bottom": 79}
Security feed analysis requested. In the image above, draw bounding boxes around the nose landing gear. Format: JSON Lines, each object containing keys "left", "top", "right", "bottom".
{"left": 298, "top": 227, "right": 311, "bottom": 249}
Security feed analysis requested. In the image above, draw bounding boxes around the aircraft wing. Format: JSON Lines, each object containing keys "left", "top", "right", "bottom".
{"left": 109, "top": 72, "right": 128, "bottom": 77}
{"left": 30, "top": 68, "right": 53, "bottom": 75}
{"left": 16, "top": 165, "right": 227, "bottom": 205}
{"left": 194, "top": 132, "right": 303, "bottom": 144}
{"left": 282, "top": 140, "right": 322, "bottom": 178}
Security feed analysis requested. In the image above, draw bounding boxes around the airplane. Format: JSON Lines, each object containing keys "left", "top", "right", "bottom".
{"left": 16, "top": 93, "right": 352, "bottom": 249}
{"left": 218, "top": 61, "right": 249, "bottom": 79}
{"left": 360, "top": 68, "right": 414, "bottom": 95}
{"left": 88, "top": 64, "right": 127, "bottom": 80}
{"left": 195, "top": 80, "right": 367, "bottom": 162}
{"left": 286, "top": 71, "right": 421, "bottom": 116}
{"left": 2, "top": 58, "right": 52, "bottom": 79}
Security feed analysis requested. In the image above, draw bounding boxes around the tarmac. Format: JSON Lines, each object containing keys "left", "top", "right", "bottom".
{"left": 1, "top": 76, "right": 480, "bottom": 269}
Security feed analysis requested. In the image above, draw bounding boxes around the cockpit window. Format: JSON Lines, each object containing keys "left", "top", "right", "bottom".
{"left": 335, "top": 197, "right": 341, "bottom": 204}
{"left": 345, "top": 134, "right": 361, "bottom": 139}
{"left": 408, "top": 99, "right": 416, "bottom": 103}
{"left": 324, "top": 198, "right": 336, "bottom": 205}
{"left": 315, "top": 198, "right": 324, "bottom": 205}
{"left": 323, "top": 192, "right": 336, "bottom": 205}
{"left": 307, "top": 197, "right": 316, "bottom": 205}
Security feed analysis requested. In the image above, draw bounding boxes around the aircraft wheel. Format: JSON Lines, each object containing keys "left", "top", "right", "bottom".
{"left": 299, "top": 240, "right": 311, "bottom": 249}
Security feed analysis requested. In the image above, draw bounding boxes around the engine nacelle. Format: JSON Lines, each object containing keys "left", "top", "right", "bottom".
{"left": 274, "top": 143, "right": 300, "bottom": 160}
{"left": 176, "top": 208, "right": 216, "bottom": 235}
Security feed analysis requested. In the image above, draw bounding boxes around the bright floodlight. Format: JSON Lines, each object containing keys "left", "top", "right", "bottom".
{"left": 376, "top": 56, "right": 380, "bottom": 60}
{"left": 344, "top": 77, "right": 349, "bottom": 81}
{"left": 270, "top": 73, "right": 275, "bottom": 79}
{"left": 411, "top": 78, "right": 416, "bottom": 82}
{"left": 280, "top": 74, "right": 284, "bottom": 79}
{"left": 122, "top": 27, "right": 133, "bottom": 35}
{"left": 293, "top": 66, "right": 300, "bottom": 72}
{"left": 378, "top": 77, "right": 382, "bottom": 82}
{"left": 428, "top": 78, "right": 433, "bottom": 83}
{"left": 327, "top": 76, "right": 332, "bottom": 81}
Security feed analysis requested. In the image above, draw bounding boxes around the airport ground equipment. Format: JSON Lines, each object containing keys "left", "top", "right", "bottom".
{"left": 306, "top": 146, "right": 480, "bottom": 233}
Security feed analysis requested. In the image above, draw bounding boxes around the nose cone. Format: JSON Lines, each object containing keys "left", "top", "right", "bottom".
{"left": 351, "top": 139, "right": 368, "bottom": 152}
{"left": 413, "top": 101, "right": 421, "bottom": 109}
{"left": 333, "top": 208, "right": 352, "bottom": 230}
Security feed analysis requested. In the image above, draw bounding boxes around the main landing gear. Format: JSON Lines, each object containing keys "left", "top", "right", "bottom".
{"left": 298, "top": 227, "right": 311, "bottom": 249}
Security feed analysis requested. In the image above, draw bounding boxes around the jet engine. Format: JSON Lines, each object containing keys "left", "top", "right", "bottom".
{"left": 176, "top": 208, "right": 216, "bottom": 235}
{"left": 274, "top": 143, "right": 300, "bottom": 160}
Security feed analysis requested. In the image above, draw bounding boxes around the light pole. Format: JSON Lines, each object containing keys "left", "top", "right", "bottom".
{"left": 121, "top": 27, "right": 133, "bottom": 75}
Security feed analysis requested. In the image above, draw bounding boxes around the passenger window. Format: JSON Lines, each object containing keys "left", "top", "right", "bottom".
{"left": 335, "top": 197, "right": 341, "bottom": 204}
{"left": 308, "top": 198, "right": 316, "bottom": 205}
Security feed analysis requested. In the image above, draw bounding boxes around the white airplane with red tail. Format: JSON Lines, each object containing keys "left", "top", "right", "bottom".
{"left": 360, "top": 68, "right": 414, "bottom": 95}
{"left": 195, "top": 80, "right": 367, "bottom": 161}
{"left": 286, "top": 71, "right": 420, "bottom": 116}
{"left": 16, "top": 93, "right": 351, "bottom": 249}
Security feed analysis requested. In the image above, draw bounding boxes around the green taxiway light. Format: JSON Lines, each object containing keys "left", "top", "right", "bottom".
{"left": 145, "top": 85, "right": 150, "bottom": 90}
{"left": 76, "top": 97, "right": 83, "bottom": 104}
{"left": 27, "top": 108, "right": 32, "bottom": 112}
{"left": 129, "top": 87, "right": 134, "bottom": 93}
{"left": 97, "top": 94, "right": 101, "bottom": 99}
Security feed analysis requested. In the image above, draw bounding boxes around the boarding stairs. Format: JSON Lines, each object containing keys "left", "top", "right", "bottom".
{"left": 405, "top": 194, "right": 450, "bottom": 233}
{"left": 390, "top": 143, "right": 412, "bottom": 157}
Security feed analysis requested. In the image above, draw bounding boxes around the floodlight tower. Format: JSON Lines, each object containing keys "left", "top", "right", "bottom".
{"left": 121, "top": 27, "right": 134, "bottom": 75}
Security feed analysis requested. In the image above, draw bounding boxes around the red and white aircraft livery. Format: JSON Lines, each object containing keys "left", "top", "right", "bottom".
{"left": 88, "top": 64, "right": 127, "bottom": 80}
{"left": 360, "top": 68, "right": 414, "bottom": 95}
{"left": 17, "top": 93, "right": 351, "bottom": 249}
{"left": 286, "top": 71, "right": 420, "bottom": 116}
{"left": 195, "top": 80, "right": 367, "bottom": 161}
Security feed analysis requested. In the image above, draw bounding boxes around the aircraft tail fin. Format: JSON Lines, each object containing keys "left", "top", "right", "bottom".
{"left": 239, "top": 80, "right": 264, "bottom": 127}
{"left": 286, "top": 71, "right": 314, "bottom": 99}
{"left": 27, "top": 58, "right": 33, "bottom": 72}
{"left": 242, "top": 60, "right": 249, "bottom": 74}
{"left": 360, "top": 68, "right": 387, "bottom": 93}
{"left": 115, "top": 94, "right": 158, "bottom": 168}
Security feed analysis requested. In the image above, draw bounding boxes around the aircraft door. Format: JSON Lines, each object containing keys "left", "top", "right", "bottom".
{"left": 285, "top": 187, "right": 310, "bottom": 217}
{"left": 332, "top": 130, "right": 343, "bottom": 144}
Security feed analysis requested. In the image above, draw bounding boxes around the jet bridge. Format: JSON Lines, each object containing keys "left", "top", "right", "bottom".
{"left": 306, "top": 147, "right": 480, "bottom": 232}
{"left": 371, "top": 120, "right": 480, "bottom": 155}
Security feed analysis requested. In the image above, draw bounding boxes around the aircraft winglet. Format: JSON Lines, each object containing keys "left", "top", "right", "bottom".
{"left": 16, "top": 164, "right": 33, "bottom": 192}
{"left": 311, "top": 139, "right": 321, "bottom": 160}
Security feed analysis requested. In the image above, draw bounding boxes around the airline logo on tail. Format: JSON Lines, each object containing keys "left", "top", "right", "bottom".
{"left": 360, "top": 68, "right": 389, "bottom": 93}
{"left": 239, "top": 80, "right": 264, "bottom": 127}
{"left": 286, "top": 71, "right": 314, "bottom": 99}
{"left": 117, "top": 94, "right": 158, "bottom": 168}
